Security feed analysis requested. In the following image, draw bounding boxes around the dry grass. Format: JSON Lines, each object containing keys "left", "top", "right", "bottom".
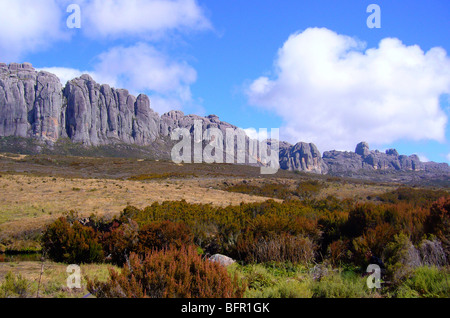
{"left": 0, "top": 260, "right": 118, "bottom": 298}
{"left": 0, "top": 152, "right": 396, "bottom": 252}
{"left": 0, "top": 174, "right": 276, "bottom": 248}
{"left": 317, "top": 181, "right": 393, "bottom": 201}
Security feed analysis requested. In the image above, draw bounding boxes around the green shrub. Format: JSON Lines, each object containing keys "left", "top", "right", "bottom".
{"left": 396, "top": 266, "right": 450, "bottom": 298}
{"left": 238, "top": 264, "right": 312, "bottom": 298}
{"left": 382, "top": 233, "right": 422, "bottom": 283}
{"left": 311, "top": 270, "right": 371, "bottom": 298}
{"left": 247, "top": 279, "right": 312, "bottom": 298}
{"left": 0, "top": 272, "right": 34, "bottom": 298}
{"left": 241, "top": 265, "right": 276, "bottom": 290}
{"left": 377, "top": 187, "right": 448, "bottom": 208}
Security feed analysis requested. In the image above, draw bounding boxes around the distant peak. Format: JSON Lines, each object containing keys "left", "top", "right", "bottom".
{"left": 80, "top": 74, "right": 94, "bottom": 81}
{"left": 1, "top": 62, "right": 34, "bottom": 71}
{"left": 355, "top": 141, "right": 370, "bottom": 156}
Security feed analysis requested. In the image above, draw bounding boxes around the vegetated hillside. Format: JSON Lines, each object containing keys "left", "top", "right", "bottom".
{"left": 38, "top": 187, "right": 449, "bottom": 298}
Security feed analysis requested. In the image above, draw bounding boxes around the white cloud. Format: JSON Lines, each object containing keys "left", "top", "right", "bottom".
{"left": 417, "top": 154, "right": 430, "bottom": 163}
{"left": 81, "top": 0, "right": 211, "bottom": 39}
{"left": 36, "top": 67, "right": 91, "bottom": 85}
{"left": 446, "top": 153, "right": 450, "bottom": 164}
{"left": 247, "top": 28, "right": 450, "bottom": 152}
{"left": 0, "top": 0, "right": 67, "bottom": 62}
{"left": 0, "top": 0, "right": 211, "bottom": 62}
{"left": 93, "top": 43, "right": 196, "bottom": 94}
{"left": 39, "top": 43, "right": 199, "bottom": 115}
{"left": 243, "top": 128, "right": 269, "bottom": 141}
{"left": 92, "top": 43, "right": 197, "bottom": 112}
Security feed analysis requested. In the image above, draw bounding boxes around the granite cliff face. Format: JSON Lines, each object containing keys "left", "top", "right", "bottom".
{"left": 280, "top": 141, "right": 328, "bottom": 174}
{"left": 1, "top": 62, "right": 448, "bottom": 181}
{"left": 0, "top": 63, "right": 239, "bottom": 146}
{"left": 1, "top": 62, "right": 328, "bottom": 173}
{"left": 0, "top": 62, "right": 64, "bottom": 142}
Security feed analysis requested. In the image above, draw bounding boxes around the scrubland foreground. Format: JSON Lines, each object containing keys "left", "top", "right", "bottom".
{"left": 0, "top": 153, "right": 448, "bottom": 299}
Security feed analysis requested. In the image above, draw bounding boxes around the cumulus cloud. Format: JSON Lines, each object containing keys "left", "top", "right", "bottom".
{"left": 93, "top": 43, "right": 197, "bottom": 112}
{"left": 93, "top": 43, "right": 196, "bottom": 94}
{"left": 417, "top": 154, "right": 430, "bottom": 163}
{"left": 0, "top": 0, "right": 67, "bottom": 62}
{"left": 242, "top": 128, "right": 270, "bottom": 141}
{"left": 36, "top": 67, "right": 91, "bottom": 85}
{"left": 39, "top": 43, "right": 198, "bottom": 114}
{"left": 247, "top": 28, "right": 450, "bottom": 152}
{"left": 0, "top": 0, "right": 211, "bottom": 61}
{"left": 81, "top": 0, "right": 211, "bottom": 39}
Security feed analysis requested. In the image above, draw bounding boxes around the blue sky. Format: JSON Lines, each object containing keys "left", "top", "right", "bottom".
{"left": 0, "top": 0, "right": 449, "bottom": 163}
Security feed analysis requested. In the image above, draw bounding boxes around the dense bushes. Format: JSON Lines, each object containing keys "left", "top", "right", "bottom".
{"left": 394, "top": 266, "right": 450, "bottom": 298}
{"left": 224, "top": 180, "right": 325, "bottom": 200}
{"left": 40, "top": 186, "right": 449, "bottom": 298}
{"left": 42, "top": 191, "right": 450, "bottom": 268}
{"left": 87, "top": 245, "right": 246, "bottom": 298}
{"left": 237, "top": 232, "right": 315, "bottom": 264}
{"left": 41, "top": 215, "right": 103, "bottom": 264}
{"left": 0, "top": 272, "right": 33, "bottom": 298}
{"left": 375, "top": 187, "right": 448, "bottom": 207}
{"left": 424, "top": 197, "right": 450, "bottom": 258}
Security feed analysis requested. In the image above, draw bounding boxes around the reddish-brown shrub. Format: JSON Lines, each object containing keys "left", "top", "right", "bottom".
{"left": 425, "top": 197, "right": 450, "bottom": 257}
{"left": 100, "top": 220, "right": 139, "bottom": 265}
{"left": 246, "top": 214, "right": 321, "bottom": 241}
{"left": 351, "top": 223, "right": 398, "bottom": 264}
{"left": 87, "top": 245, "right": 246, "bottom": 298}
{"left": 137, "top": 221, "right": 194, "bottom": 254}
{"left": 327, "top": 239, "right": 351, "bottom": 266}
{"left": 42, "top": 217, "right": 103, "bottom": 264}
{"left": 344, "top": 204, "right": 380, "bottom": 238}
{"left": 236, "top": 231, "right": 315, "bottom": 264}
{"left": 362, "top": 222, "right": 398, "bottom": 257}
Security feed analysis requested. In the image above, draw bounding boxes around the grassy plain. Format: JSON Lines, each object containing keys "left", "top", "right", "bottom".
{"left": 1, "top": 152, "right": 447, "bottom": 298}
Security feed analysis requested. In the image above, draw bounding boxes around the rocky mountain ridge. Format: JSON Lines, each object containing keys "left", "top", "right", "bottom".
{"left": 1, "top": 62, "right": 448, "bottom": 182}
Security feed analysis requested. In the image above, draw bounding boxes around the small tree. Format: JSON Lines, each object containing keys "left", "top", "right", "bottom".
{"left": 42, "top": 216, "right": 103, "bottom": 264}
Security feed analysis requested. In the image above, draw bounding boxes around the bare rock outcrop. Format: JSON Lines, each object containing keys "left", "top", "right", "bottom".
{"left": 3, "top": 62, "right": 446, "bottom": 180}
{"left": 324, "top": 142, "right": 432, "bottom": 173}
{"left": 280, "top": 141, "right": 328, "bottom": 174}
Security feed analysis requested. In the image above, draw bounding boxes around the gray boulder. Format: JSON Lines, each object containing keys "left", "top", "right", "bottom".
{"left": 209, "top": 254, "right": 236, "bottom": 267}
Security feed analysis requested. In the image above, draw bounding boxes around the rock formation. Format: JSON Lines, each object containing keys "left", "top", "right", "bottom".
{"left": 1, "top": 62, "right": 448, "bottom": 179}
{"left": 323, "top": 141, "right": 439, "bottom": 174}
{"left": 280, "top": 141, "right": 328, "bottom": 174}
